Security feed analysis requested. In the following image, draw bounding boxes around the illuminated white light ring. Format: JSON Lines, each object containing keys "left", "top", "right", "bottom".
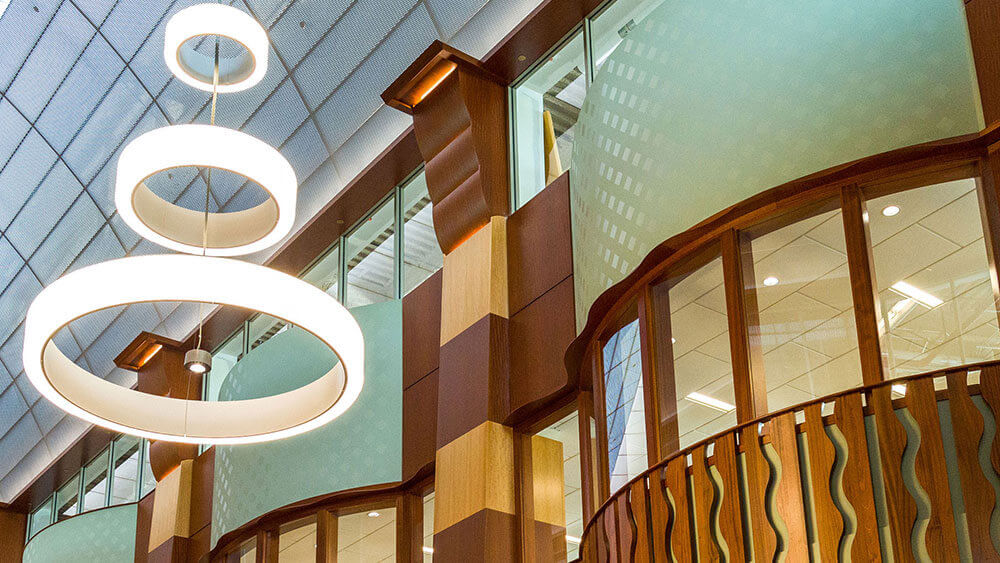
{"left": 23, "top": 254, "right": 364, "bottom": 445}
{"left": 116, "top": 124, "right": 296, "bottom": 256}
{"left": 164, "top": 3, "right": 268, "bottom": 93}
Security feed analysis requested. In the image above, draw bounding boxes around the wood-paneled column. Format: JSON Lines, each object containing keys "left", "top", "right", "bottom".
{"left": 385, "top": 42, "right": 518, "bottom": 561}
{"left": 721, "top": 229, "right": 767, "bottom": 422}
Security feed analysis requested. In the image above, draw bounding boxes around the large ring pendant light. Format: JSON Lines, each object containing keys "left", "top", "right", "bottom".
{"left": 22, "top": 254, "right": 365, "bottom": 445}
{"left": 115, "top": 124, "right": 296, "bottom": 256}
{"left": 164, "top": 3, "right": 269, "bottom": 93}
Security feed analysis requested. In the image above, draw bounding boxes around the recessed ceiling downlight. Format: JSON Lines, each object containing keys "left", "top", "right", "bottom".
{"left": 882, "top": 205, "right": 900, "bottom": 217}
{"left": 22, "top": 255, "right": 365, "bottom": 445}
{"left": 763, "top": 276, "right": 779, "bottom": 287}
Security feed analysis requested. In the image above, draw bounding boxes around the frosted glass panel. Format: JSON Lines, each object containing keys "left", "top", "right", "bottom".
{"left": 571, "top": 0, "right": 982, "bottom": 330}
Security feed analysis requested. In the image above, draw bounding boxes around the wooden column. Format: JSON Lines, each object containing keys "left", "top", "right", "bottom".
{"left": 977, "top": 148, "right": 1000, "bottom": 332}
{"left": 316, "top": 509, "right": 337, "bottom": 563}
{"left": 841, "top": 184, "right": 889, "bottom": 385}
{"left": 965, "top": 0, "right": 1000, "bottom": 124}
{"left": 386, "top": 42, "right": 518, "bottom": 561}
{"left": 147, "top": 460, "right": 193, "bottom": 562}
{"left": 637, "top": 282, "right": 679, "bottom": 462}
{"left": 721, "top": 229, "right": 767, "bottom": 421}
{"left": 396, "top": 492, "right": 424, "bottom": 562}
{"left": 0, "top": 508, "right": 26, "bottom": 562}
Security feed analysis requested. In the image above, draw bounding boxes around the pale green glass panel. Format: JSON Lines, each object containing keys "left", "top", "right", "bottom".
{"left": 54, "top": 474, "right": 79, "bottom": 521}
{"left": 536, "top": 411, "right": 583, "bottom": 560}
{"left": 207, "top": 327, "right": 244, "bottom": 402}
{"left": 338, "top": 507, "right": 395, "bottom": 561}
{"left": 571, "top": 0, "right": 983, "bottom": 330}
{"left": 212, "top": 301, "right": 403, "bottom": 546}
{"left": 590, "top": 0, "right": 662, "bottom": 71}
{"left": 402, "top": 171, "right": 442, "bottom": 295}
{"left": 82, "top": 448, "right": 109, "bottom": 512}
{"left": 346, "top": 199, "right": 396, "bottom": 308}
{"left": 750, "top": 210, "right": 863, "bottom": 412}
{"left": 513, "top": 30, "right": 585, "bottom": 208}
{"left": 110, "top": 434, "right": 140, "bottom": 505}
{"left": 24, "top": 503, "right": 136, "bottom": 563}
{"left": 278, "top": 516, "right": 317, "bottom": 562}
{"left": 868, "top": 178, "right": 1000, "bottom": 379}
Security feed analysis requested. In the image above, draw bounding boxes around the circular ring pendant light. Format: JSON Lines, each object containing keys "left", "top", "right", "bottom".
{"left": 115, "top": 124, "right": 296, "bottom": 256}
{"left": 22, "top": 4, "right": 365, "bottom": 444}
{"left": 164, "top": 3, "right": 269, "bottom": 93}
{"left": 22, "top": 255, "right": 365, "bottom": 444}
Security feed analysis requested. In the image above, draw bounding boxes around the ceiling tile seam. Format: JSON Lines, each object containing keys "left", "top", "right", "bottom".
{"left": 0, "top": 127, "right": 32, "bottom": 180}
{"left": 438, "top": 0, "right": 491, "bottom": 43}
{"left": 0, "top": 408, "right": 51, "bottom": 462}
{"left": 244, "top": 5, "right": 336, "bottom": 159}
{"left": 419, "top": 0, "right": 445, "bottom": 40}
{"left": 0, "top": 62, "right": 135, "bottom": 235}
{"left": 0, "top": 91, "right": 135, "bottom": 253}
{"left": 0, "top": 2, "right": 63, "bottom": 93}
{"left": 263, "top": 0, "right": 299, "bottom": 33}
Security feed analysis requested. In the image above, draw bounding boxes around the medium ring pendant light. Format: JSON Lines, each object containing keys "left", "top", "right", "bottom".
{"left": 22, "top": 4, "right": 364, "bottom": 444}
{"left": 22, "top": 255, "right": 364, "bottom": 444}
{"left": 164, "top": 3, "right": 269, "bottom": 93}
{"left": 115, "top": 124, "right": 296, "bottom": 256}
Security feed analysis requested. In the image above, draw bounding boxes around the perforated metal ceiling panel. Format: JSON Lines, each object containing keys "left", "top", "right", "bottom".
{"left": 0, "top": 0, "right": 541, "bottom": 502}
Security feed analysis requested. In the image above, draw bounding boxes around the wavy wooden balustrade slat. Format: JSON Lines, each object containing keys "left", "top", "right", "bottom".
{"left": 945, "top": 370, "right": 998, "bottom": 560}
{"left": 803, "top": 403, "right": 842, "bottom": 561}
{"left": 580, "top": 363, "right": 1000, "bottom": 562}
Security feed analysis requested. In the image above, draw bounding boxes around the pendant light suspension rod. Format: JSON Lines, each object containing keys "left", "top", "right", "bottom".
{"left": 196, "top": 39, "right": 220, "bottom": 352}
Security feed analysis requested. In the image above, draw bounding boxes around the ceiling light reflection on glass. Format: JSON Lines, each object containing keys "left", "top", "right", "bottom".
{"left": 685, "top": 392, "right": 735, "bottom": 412}
{"left": 891, "top": 280, "right": 943, "bottom": 308}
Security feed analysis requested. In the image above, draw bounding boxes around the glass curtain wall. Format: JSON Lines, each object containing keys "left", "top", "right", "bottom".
{"left": 602, "top": 319, "right": 647, "bottom": 492}
{"left": 748, "top": 207, "right": 863, "bottom": 412}
{"left": 27, "top": 434, "right": 155, "bottom": 541}
{"left": 535, "top": 411, "right": 585, "bottom": 560}
{"left": 512, "top": 30, "right": 585, "bottom": 208}
{"left": 867, "top": 177, "right": 1000, "bottom": 378}
{"left": 401, "top": 172, "right": 442, "bottom": 295}
{"left": 345, "top": 197, "right": 397, "bottom": 308}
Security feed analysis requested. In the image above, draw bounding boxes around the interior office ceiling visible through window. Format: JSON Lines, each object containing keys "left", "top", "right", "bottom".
{"left": 0, "top": 0, "right": 545, "bottom": 502}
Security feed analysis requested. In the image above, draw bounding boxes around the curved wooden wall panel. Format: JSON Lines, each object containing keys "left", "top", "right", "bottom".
{"left": 580, "top": 362, "right": 1000, "bottom": 562}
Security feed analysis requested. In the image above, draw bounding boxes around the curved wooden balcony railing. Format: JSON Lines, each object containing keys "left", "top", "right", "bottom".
{"left": 580, "top": 360, "right": 1000, "bottom": 562}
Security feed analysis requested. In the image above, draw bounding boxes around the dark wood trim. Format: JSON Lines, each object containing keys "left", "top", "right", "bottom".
{"left": 840, "top": 183, "right": 888, "bottom": 385}
{"left": 721, "top": 229, "right": 767, "bottom": 422}
{"left": 577, "top": 390, "right": 599, "bottom": 524}
{"left": 589, "top": 343, "right": 612, "bottom": 501}
{"left": 394, "top": 492, "right": 423, "bottom": 562}
{"left": 978, "top": 148, "right": 1000, "bottom": 333}
{"left": 565, "top": 123, "right": 1000, "bottom": 386}
{"left": 514, "top": 431, "right": 537, "bottom": 561}
{"left": 638, "top": 281, "right": 679, "bottom": 462}
{"left": 316, "top": 509, "right": 337, "bottom": 563}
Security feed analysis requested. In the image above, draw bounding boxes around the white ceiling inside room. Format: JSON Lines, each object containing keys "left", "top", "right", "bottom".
{"left": 0, "top": 0, "right": 543, "bottom": 502}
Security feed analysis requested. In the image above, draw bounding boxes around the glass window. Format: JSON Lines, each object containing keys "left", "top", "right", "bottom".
{"left": 345, "top": 197, "right": 396, "bottom": 308}
{"left": 110, "top": 434, "right": 140, "bottom": 505}
{"left": 422, "top": 492, "right": 434, "bottom": 561}
{"left": 602, "top": 319, "right": 647, "bottom": 492}
{"left": 28, "top": 498, "right": 52, "bottom": 538}
{"left": 81, "top": 448, "right": 109, "bottom": 512}
{"left": 589, "top": 0, "right": 664, "bottom": 72}
{"left": 278, "top": 516, "right": 316, "bottom": 562}
{"left": 55, "top": 474, "right": 80, "bottom": 521}
{"left": 401, "top": 171, "right": 442, "bottom": 295}
{"left": 301, "top": 242, "right": 340, "bottom": 300}
{"left": 749, "top": 207, "right": 862, "bottom": 412}
{"left": 512, "top": 29, "right": 585, "bottom": 208}
{"left": 247, "top": 313, "right": 287, "bottom": 353}
{"left": 535, "top": 411, "right": 584, "bottom": 560}
{"left": 140, "top": 439, "right": 155, "bottom": 497}
{"left": 868, "top": 177, "right": 1000, "bottom": 378}
{"left": 659, "top": 254, "right": 735, "bottom": 450}
{"left": 207, "top": 326, "right": 245, "bottom": 402}
{"left": 338, "top": 506, "right": 395, "bottom": 560}
{"left": 228, "top": 538, "right": 257, "bottom": 563}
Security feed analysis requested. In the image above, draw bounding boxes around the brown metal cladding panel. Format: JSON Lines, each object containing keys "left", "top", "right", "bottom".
{"left": 189, "top": 447, "right": 214, "bottom": 537}
{"left": 187, "top": 525, "right": 211, "bottom": 563}
{"left": 147, "top": 536, "right": 189, "bottom": 563}
{"left": 403, "top": 270, "right": 442, "bottom": 389}
{"left": 136, "top": 492, "right": 155, "bottom": 563}
{"left": 403, "top": 369, "right": 438, "bottom": 482}
{"left": 507, "top": 172, "right": 573, "bottom": 315}
{"left": 432, "top": 508, "right": 517, "bottom": 562}
{"left": 508, "top": 276, "right": 575, "bottom": 419}
{"left": 0, "top": 509, "right": 26, "bottom": 562}
{"left": 534, "top": 520, "right": 568, "bottom": 563}
{"left": 436, "top": 314, "right": 509, "bottom": 447}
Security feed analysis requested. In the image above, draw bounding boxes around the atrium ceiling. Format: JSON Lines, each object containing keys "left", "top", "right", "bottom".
{"left": 0, "top": 0, "right": 540, "bottom": 502}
